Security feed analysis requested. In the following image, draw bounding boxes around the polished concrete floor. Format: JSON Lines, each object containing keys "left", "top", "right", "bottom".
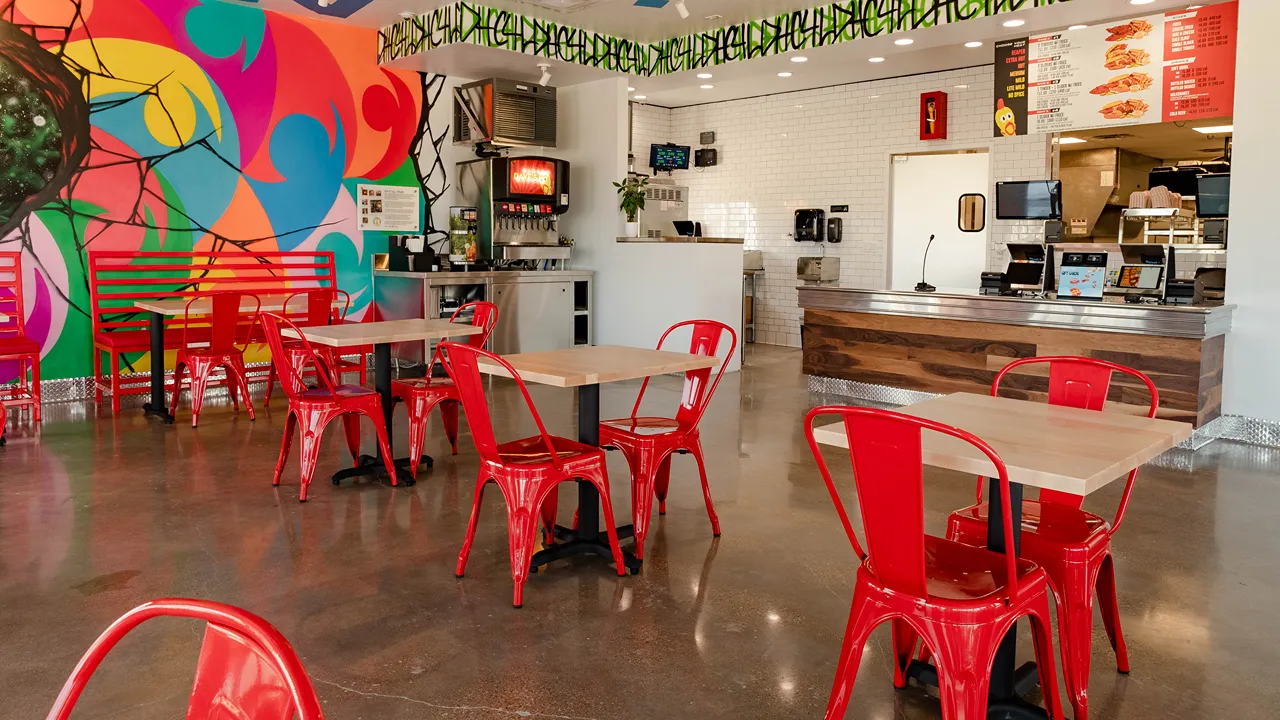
{"left": 2, "top": 344, "right": 1279, "bottom": 719}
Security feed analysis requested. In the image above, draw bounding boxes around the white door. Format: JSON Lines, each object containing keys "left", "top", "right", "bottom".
{"left": 890, "top": 152, "right": 991, "bottom": 292}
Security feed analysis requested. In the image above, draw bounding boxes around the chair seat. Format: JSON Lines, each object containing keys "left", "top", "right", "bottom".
{"left": 0, "top": 335, "right": 40, "bottom": 356}
{"left": 920, "top": 535, "right": 1041, "bottom": 601}
{"left": 179, "top": 346, "right": 245, "bottom": 360}
{"left": 496, "top": 435, "right": 602, "bottom": 467}
{"left": 951, "top": 500, "right": 1110, "bottom": 545}
{"left": 394, "top": 377, "right": 457, "bottom": 394}
{"left": 299, "top": 384, "right": 378, "bottom": 401}
{"left": 600, "top": 416, "right": 682, "bottom": 437}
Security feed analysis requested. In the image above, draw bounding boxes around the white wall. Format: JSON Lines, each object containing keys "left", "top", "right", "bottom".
{"left": 634, "top": 67, "right": 1056, "bottom": 347}
{"left": 1223, "top": 0, "right": 1280, "bottom": 421}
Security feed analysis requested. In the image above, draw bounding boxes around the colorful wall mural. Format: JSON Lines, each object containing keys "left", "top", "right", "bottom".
{"left": 0, "top": 0, "right": 438, "bottom": 383}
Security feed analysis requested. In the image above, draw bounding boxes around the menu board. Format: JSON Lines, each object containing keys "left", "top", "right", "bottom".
{"left": 357, "top": 184, "right": 421, "bottom": 232}
{"left": 994, "top": 1, "right": 1237, "bottom": 137}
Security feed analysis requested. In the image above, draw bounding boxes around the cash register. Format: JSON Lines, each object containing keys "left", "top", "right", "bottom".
{"left": 980, "top": 243, "right": 1048, "bottom": 296}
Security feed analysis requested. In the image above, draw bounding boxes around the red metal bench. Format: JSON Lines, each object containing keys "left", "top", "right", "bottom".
{"left": 88, "top": 250, "right": 342, "bottom": 414}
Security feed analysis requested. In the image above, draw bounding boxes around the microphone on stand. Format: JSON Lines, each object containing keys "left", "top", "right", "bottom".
{"left": 915, "top": 234, "right": 937, "bottom": 293}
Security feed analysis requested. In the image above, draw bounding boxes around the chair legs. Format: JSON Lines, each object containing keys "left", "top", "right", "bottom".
{"left": 172, "top": 356, "right": 255, "bottom": 428}
{"left": 689, "top": 438, "right": 721, "bottom": 536}
{"left": 455, "top": 472, "right": 490, "bottom": 578}
{"left": 1096, "top": 554, "right": 1130, "bottom": 674}
{"left": 402, "top": 392, "right": 445, "bottom": 477}
{"left": 93, "top": 349, "right": 104, "bottom": 404}
{"left": 1050, "top": 561, "right": 1099, "bottom": 720}
{"left": 618, "top": 437, "right": 721, "bottom": 560}
{"left": 273, "top": 411, "right": 298, "bottom": 488}
{"left": 441, "top": 400, "right": 460, "bottom": 455}
{"left": 823, "top": 593, "right": 888, "bottom": 720}
{"left": 110, "top": 351, "right": 122, "bottom": 415}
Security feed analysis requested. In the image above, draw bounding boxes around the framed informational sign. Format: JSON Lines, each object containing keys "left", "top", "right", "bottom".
{"left": 994, "top": 2, "right": 1238, "bottom": 137}
{"left": 357, "top": 184, "right": 420, "bottom": 232}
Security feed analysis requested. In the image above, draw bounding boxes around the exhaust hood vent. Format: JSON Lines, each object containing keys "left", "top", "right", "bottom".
{"left": 1092, "top": 133, "right": 1135, "bottom": 140}
{"left": 454, "top": 78, "right": 558, "bottom": 149}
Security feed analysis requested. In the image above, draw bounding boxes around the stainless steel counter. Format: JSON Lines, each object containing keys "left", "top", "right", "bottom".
{"left": 614, "top": 236, "right": 745, "bottom": 244}
{"left": 798, "top": 286, "right": 1234, "bottom": 340}
{"left": 374, "top": 269, "right": 593, "bottom": 282}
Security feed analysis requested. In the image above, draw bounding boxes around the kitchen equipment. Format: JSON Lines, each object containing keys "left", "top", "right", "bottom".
{"left": 1060, "top": 147, "right": 1160, "bottom": 240}
{"left": 827, "top": 218, "right": 843, "bottom": 243}
{"left": 1005, "top": 243, "right": 1047, "bottom": 292}
{"left": 695, "top": 148, "right": 718, "bottom": 167}
{"left": 453, "top": 78, "right": 557, "bottom": 148}
{"left": 798, "top": 256, "right": 840, "bottom": 282}
{"left": 639, "top": 181, "right": 688, "bottom": 239}
{"left": 457, "top": 157, "right": 571, "bottom": 262}
{"left": 743, "top": 250, "right": 764, "bottom": 271}
{"left": 795, "top": 209, "right": 825, "bottom": 242}
{"left": 1057, "top": 252, "right": 1107, "bottom": 301}
{"left": 1195, "top": 268, "right": 1226, "bottom": 305}
{"left": 1196, "top": 174, "right": 1231, "bottom": 218}
{"left": 980, "top": 271, "right": 1006, "bottom": 295}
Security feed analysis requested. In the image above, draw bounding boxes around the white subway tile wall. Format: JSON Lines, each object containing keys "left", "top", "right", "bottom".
{"left": 631, "top": 68, "right": 1058, "bottom": 348}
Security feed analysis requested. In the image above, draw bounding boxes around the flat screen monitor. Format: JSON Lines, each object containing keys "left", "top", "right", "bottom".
{"left": 1196, "top": 173, "right": 1231, "bottom": 218}
{"left": 995, "top": 181, "right": 1062, "bottom": 220}
{"left": 1148, "top": 167, "right": 1204, "bottom": 197}
{"left": 507, "top": 158, "right": 556, "bottom": 196}
{"left": 650, "top": 144, "right": 691, "bottom": 171}
{"left": 1005, "top": 262, "right": 1044, "bottom": 286}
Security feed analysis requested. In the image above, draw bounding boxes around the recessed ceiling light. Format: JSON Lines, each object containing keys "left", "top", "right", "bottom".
{"left": 700, "top": 84, "right": 715, "bottom": 89}
{"left": 704, "top": 14, "right": 722, "bottom": 20}
{"left": 1187, "top": 4, "right": 1203, "bottom": 8}
{"left": 795, "top": 104, "right": 803, "bottom": 109}
{"left": 868, "top": 95, "right": 880, "bottom": 99}
{"left": 955, "top": 84, "right": 968, "bottom": 89}
{"left": 1193, "top": 125, "right": 1233, "bottom": 134}
{"left": 965, "top": 41, "right": 983, "bottom": 48}
{"left": 628, "top": 86, "right": 635, "bottom": 91}
{"left": 868, "top": 57, "right": 885, "bottom": 63}
{"left": 1059, "top": 137, "right": 1087, "bottom": 144}
{"left": 633, "top": 95, "right": 647, "bottom": 100}
{"left": 1130, "top": 0, "right": 1155, "bottom": 5}
{"left": 399, "top": 11, "right": 416, "bottom": 19}
{"left": 777, "top": 72, "right": 793, "bottom": 77}
{"left": 895, "top": 38, "right": 914, "bottom": 46}
{"left": 697, "top": 73, "right": 713, "bottom": 79}
{"left": 791, "top": 56, "right": 808, "bottom": 63}
{"left": 1003, "top": 19, "right": 1026, "bottom": 27}
{"left": 1069, "top": 25, "right": 1088, "bottom": 30}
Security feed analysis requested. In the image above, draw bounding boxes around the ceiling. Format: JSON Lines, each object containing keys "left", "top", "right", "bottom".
{"left": 255, "top": 0, "right": 1220, "bottom": 108}
{"left": 1066, "top": 119, "right": 1234, "bottom": 163}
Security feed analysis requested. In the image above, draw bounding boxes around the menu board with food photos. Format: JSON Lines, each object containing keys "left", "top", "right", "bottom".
{"left": 994, "top": 1, "right": 1237, "bottom": 137}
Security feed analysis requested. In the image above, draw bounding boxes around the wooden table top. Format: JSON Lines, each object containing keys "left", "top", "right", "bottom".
{"left": 476, "top": 345, "right": 719, "bottom": 388}
{"left": 281, "top": 318, "right": 483, "bottom": 347}
{"left": 812, "top": 392, "right": 1192, "bottom": 495}
{"left": 134, "top": 296, "right": 344, "bottom": 316}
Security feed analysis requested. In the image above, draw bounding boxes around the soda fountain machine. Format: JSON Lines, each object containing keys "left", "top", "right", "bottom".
{"left": 456, "top": 157, "right": 571, "bottom": 261}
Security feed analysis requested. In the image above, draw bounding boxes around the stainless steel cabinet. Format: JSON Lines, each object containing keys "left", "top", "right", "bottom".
{"left": 491, "top": 281, "right": 573, "bottom": 354}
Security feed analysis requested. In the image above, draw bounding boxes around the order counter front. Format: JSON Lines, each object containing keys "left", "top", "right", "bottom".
{"left": 800, "top": 287, "right": 1233, "bottom": 427}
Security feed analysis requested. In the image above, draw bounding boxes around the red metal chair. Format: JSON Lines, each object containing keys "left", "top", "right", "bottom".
{"left": 263, "top": 288, "right": 355, "bottom": 407}
{"left": 170, "top": 292, "right": 260, "bottom": 428}
{"left": 0, "top": 402, "right": 7, "bottom": 446}
{"left": 599, "top": 320, "right": 736, "bottom": 559}
{"left": 45, "top": 598, "right": 324, "bottom": 720}
{"left": 943, "top": 356, "right": 1159, "bottom": 720}
{"left": 805, "top": 406, "right": 1065, "bottom": 720}
{"left": 393, "top": 301, "right": 499, "bottom": 476}
{"left": 261, "top": 312, "right": 397, "bottom": 502}
{"left": 0, "top": 251, "right": 41, "bottom": 422}
{"left": 439, "top": 341, "right": 627, "bottom": 608}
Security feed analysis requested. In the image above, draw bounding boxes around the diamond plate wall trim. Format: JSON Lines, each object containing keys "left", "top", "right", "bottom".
{"left": 807, "top": 375, "right": 941, "bottom": 408}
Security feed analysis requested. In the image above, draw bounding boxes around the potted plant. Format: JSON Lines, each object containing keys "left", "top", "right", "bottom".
{"left": 614, "top": 175, "right": 648, "bottom": 237}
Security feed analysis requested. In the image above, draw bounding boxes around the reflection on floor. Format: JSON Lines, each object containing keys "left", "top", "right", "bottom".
{"left": 1, "top": 344, "right": 1278, "bottom": 719}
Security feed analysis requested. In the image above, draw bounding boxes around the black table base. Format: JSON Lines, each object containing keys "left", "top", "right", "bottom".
{"left": 530, "top": 383, "right": 641, "bottom": 576}
{"left": 330, "top": 454, "right": 423, "bottom": 488}
{"left": 903, "top": 480, "right": 1061, "bottom": 720}
{"left": 143, "top": 311, "right": 175, "bottom": 423}
{"left": 329, "top": 343, "right": 427, "bottom": 489}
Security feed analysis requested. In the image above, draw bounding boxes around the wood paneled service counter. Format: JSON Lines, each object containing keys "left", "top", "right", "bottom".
{"left": 800, "top": 287, "right": 1234, "bottom": 426}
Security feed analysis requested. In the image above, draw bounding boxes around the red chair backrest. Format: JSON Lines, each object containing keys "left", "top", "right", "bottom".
{"left": 0, "top": 251, "right": 25, "bottom": 340}
{"left": 259, "top": 312, "right": 340, "bottom": 402}
{"left": 805, "top": 405, "right": 1023, "bottom": 600}
{"left": 629, "top": 320, "right": 737, "bottom": 432}
{"left": 437, "top": 341, "right": 564, "bottom": 470}
{"left": 45, "top": 598, "right": 324, "bottom": 720}
{"left": 182, "top": 292, "right": 261, "bottom": 353}
{"left": 991, "top": 356, "right": 1159, "bottom": 518}
{"left": 283, "top": 288, "right": 352, "bottom": 328}
{"left": 450, "top": 300, "right": 499, "bottom": 349}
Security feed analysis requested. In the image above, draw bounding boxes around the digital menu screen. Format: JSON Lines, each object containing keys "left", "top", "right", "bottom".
{"left": 996, "top": 181, "right": 1062, "bottom": 220}
{"left": 509, "top": 159, "right": 556, "bottom": 196}
{"left": 650, "top": 144, "right": 690, "bottom": 171}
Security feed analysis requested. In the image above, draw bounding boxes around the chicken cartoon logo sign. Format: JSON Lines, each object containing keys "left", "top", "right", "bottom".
{"left": 995, "top": 99, "right": 1018, "bottom": 137}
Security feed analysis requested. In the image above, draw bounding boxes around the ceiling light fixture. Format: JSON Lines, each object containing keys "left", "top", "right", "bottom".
{"left": 1003, "top": 19, "right": 1026, "bottom": 27}
{"left": 675, "top": 0, "right": 690, "bottom": 19}
{"left": 955, "top": 84, "right": 968, "bottom": 89}
{"left": 895, "top": 38, "right": 914, "bottom": 46}
{"left": 697, "top": 72, "right": 713, "bottom": 79}
{"left": 1130, "top": 0, "right": 1155, "bottom": 5}
{"left": 399, "top": 11, "right": 416, "bottom": 19}
{"left": 869, "top": 57, "right": 885, "bottom": 63}
{"left": 318, "top": 0, "right": 333, "bottom": 6}
{"left": 700, "top": 84, "right": 715, "bottom": 89}
{"left": 704, "top": 14, "right": 722, "bottom": 20}
{"left": 633, "top": 95, "right": 647, "bottom": 100}
{"left": 537, "top": 62, "right": 552, "bottom": 87}
{"left": 1059, "top": 137, "right": 1087, "bottom": 144}
{"left": 965, "top": 41, "right": 983, "bottom": 48}
{"left": 868, "top": 95, "right": 880, "bottom": 99}
{"left": 777, "top": 72, "right": 793, "bottom": 77}
{"left": 1193, "top": 125, "right": 1234, "bottom": 134}
{"left": 791, "top": 56, "right": 808, "bottom": 63}
{"left": 1069, "top": 24, "right": 1089, "bottom": 30}
{"left": 628, "top": 86, "right": 635, "bottom": 91}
